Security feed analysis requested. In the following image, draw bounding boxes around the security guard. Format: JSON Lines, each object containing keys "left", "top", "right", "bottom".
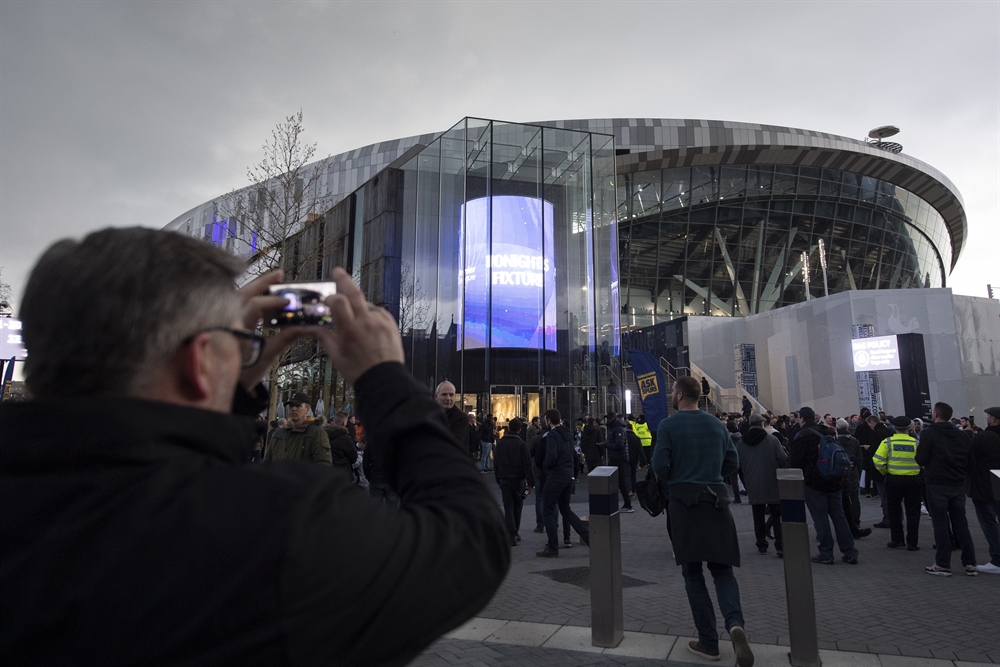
{"left": 631, "top": 415, "right": 653, "bottom": 462}
{"left": 873, "top": 415, "right": 922, "bottom": 550}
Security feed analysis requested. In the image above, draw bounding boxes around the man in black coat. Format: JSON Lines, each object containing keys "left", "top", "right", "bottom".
{"left": 537, "top": 410, "right": 590, "bottom": 556}
{"left": 916, "top": 401, "right": 979, "bottom": 576}
{"left": 325, "top": 410, "right": 359, "bottom": 474}
{"left": 969, "top": 407, "right": 1000, "bottom": 574}
{"left": 0, "top": 229, "right": 509, "bottom": 667}
{"left": 494, "top": 419, "right": 535, "bottom": 546}
{"left": 580, "top": 417, "right": 605, "bottom": 472}
{"left": 789, "top": 407, "right": 858, "bottom": 565}
{"left": 435, "top": 381, "right": 470, "bottom": 452}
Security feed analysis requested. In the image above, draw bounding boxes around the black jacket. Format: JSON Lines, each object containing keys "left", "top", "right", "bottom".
{"left": 580, "top": 424, "right": 604, "bottom": 462}
{"left": 444, "top": 405, "right": 471, "bottom": 451}
{"left": 0, "top": 362, "right": 509, "bottom": 666}
{"left": 916, "top": 421, "right": 975, "bottom": 488}
{"left": 325, "top": 424, "right": 358, "bottom": 470}
{"left": 542, "top": 425, "right": 576, "bottom": 473}
{"left": 969, "top": 425, "right": 1000, "bottom": 501}
{"left": 789, "top": 421, "right": 842, "bottom": 493}
{"left": 627, "top": 431, "right": 647, "bottom": 467}
{"left": 493, "top": 433, "right": 534, "bottom": 488}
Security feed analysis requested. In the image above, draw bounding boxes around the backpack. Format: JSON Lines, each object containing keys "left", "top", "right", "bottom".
{"left": 813, "top": 429, "right": 852, "bottom": 481}
{"left": 607, "top": 423, "right": 628, "bottom": 460}
{"left": 635, "top": 467, "right": 666, "bottom": 517}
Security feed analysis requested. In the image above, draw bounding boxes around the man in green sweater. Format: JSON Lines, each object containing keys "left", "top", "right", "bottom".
{"left": 652, "top": 375, "right": 753, "bottom": 667}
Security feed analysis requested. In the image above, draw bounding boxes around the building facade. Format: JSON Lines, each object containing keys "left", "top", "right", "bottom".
{"left": 164, "top": 117, "right": 982, "bottom": 420}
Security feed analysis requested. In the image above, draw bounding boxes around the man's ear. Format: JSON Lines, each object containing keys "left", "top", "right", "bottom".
{"left": 177, "top": 332, "right": 214, "bottom": 401}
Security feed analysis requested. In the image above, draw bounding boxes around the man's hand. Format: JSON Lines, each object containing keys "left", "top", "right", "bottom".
{"left": 314, "top": 268, "right": 405, "bottom": 386}
{"left": 237, "top": 270, "right": 317, "bottom": 389}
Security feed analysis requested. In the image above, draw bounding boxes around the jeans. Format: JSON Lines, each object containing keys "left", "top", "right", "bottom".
{"left": 534, "top": 468, "right": 545, "bottom": 528}
{"left": 609, "top": 458, "right": 632, "bottom": 509}
{"left": 498, "top": 479, "right": 524, "bottom": 538}
{"left": 681, "top": 561, "right": 745, "bottom": 653}
{"left": 369, "top": 483, "right": 398, "bottom": 506}
{"left": 842, "top": 478, "right": 861, "bottom": 532}
{"left": 543, "top": 472, "right": 589, "bottom": 551}
{"left": 925, "top": 484, "right": 977, "bottom": 569}
{"left": 875, "top": 479, "right": 888, "bottom": 522}
{"left": 885, "top": 475, "right": 923, "bottom": 547}
{"left": 480, "top": 442, "right": 493, "bottom": 471}
{"left": 627, "top": 460, "right": 638, "bottom": 494}
{"left": 804, "top": 485, "right": 858, "bottom": 559}
{"left": 752, "top": 503, "right": 782, "bottom": 551}
{"left": 972, "top": 498, "right": 1000, "bottom": 567}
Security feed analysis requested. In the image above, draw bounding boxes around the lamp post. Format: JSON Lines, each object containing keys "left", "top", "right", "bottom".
{"left": 801, "top": 251, "right": 811, "bottom": 301}
{"left": 818, "top": 239, "right": 829, "bottom": 298}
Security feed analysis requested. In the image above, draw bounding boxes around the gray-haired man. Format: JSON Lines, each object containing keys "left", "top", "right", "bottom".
{"left": 0, "top": 228, "right": 509, "bottom": 665}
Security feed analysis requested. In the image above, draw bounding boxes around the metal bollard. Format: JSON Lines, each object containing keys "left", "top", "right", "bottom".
{"left": 588, "top": 466, "right": 623, "bottom": 648}
{"left": 777, "top": 468, "right": 821, "bottom": 667}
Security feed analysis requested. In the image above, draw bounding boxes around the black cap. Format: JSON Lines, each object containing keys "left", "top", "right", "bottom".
{"left": 799, "top": 407, "right": 816, "bottom": 420}
{"left": 891, "top": 415, "right": 912, "bottom": 429}
{"left": 285, "top": 392, "right": 310, "bottom": 407}
{"left": 749, "top": 413, "right": 765, "bottom": 424}
{"left": 984, "top": 407, "right": 1000, "bottom": 419}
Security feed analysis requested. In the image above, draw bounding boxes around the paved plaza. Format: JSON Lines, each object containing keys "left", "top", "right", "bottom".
{"left": 414, "top": 481, "right": 999, "bottom": 666}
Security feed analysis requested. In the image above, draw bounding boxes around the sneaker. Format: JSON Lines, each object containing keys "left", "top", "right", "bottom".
{"left": 841, "top": 555, "right": 858, "bottom": 565}
{"left": 977, "top": 562, "right": 1000, "bottom": 574}
{"left": 533, "top": 526, "right": 544, "bottom": 533}
{"left": 965, "top": 564, "right": 978, "bottom": 576}
{"left": 510, "top": 536, "right": 518, "bottom": 547}
{"left": 810, "top": 555, "right": 835, "bottom": 565}
{"left": 535, "top": 548, "right": 559, "bottom": 558}
{"left": 887, "top": 541, "right": 905, "bottom": 549}
{"left": 729, "top": 626, "right": 754, "bottom": 667}
{"left": 758, "top": 548, "right": 768, "bottom": 555}
{"left": 925, "top": 563, "right": 952, "bottom": 576}
{"left": 856, "top": 528, "right": 872, "bottom": 538}
{"left": 687, "top": 640, "right": 721, "bottom": 661}
{"left": 621, "top": 507, "right": 635, "bottom": 513}
{"left": 907, "top": 545, "right": 920, "bottom": 551}
{"left": 776, "top": 550, "right": 783, "bottom": 558}
{"left": 515, "top": 533, "right": 521, "bottom": 542}
{"left": 872, "top": 522, "right": 889, "bottom": 529}
{"left": 563, "top": 539, "right": 573, "bottom": 549}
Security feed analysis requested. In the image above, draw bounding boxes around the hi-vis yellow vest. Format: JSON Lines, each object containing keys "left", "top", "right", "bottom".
{"left": 872, "top": 433, "right": 920, "bottom": 476}
{"left": 631, "top": 420, "right": 652, "bottom": 447}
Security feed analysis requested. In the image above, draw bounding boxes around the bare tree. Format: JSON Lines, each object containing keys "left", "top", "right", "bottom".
{"left": 219, "top": 111, "right": 333, "bottom": 421}
{"left": 0, "top": 268, "right": 13, "bottom": 317}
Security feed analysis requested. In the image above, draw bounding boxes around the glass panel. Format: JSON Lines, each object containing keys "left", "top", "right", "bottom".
{"left": 411, "top": 139, "right": 441, "bottom": 389}
{"left": 662, "top": 167, "right": 690, "bottom": 211}
{"left": 462, "top": 119, "right": 492, "bottom": 393}
{"left": 398, "top": 156, "right": 419, "bottom": 368}
{"left": 437, "top": 122, "right": 466, "bottom": 388}
{"left": 591, "top": 133, "right": 619, "bottom": 360}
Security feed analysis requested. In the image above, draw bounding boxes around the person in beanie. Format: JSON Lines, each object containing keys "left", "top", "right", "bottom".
{"left": 264, "top": 393, "right": 332, "bottom": 465}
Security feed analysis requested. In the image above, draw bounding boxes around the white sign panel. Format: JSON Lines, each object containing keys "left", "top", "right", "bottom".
{"left": 852, "top": 335, "right": 899, "bottom": 372}
{"left": 0, "top": 318, "right": 27, "bottom": 360}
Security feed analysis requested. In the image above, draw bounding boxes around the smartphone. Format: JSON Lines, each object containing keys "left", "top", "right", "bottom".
{"left": 265, "top": 282, "right": 336, "bottom": 326}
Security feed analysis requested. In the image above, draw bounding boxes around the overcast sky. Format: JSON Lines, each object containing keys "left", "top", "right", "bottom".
{"left": 1, "top": 0, "right": 997, "bottom": 306}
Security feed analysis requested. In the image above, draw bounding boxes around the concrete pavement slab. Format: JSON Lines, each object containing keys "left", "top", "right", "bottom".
{"left": 484, "top": 620, "right": 560, "bottom": 647}
{"left": 602, "top": 631, "right": 678, "bottom": 659}
{"left": 540, "top": 625, "right": 603, "bottom": 653}
{"left": 817, "top": 648, "right": 881, "bottom": 666}
{"left": 879, "top": 656, "right": 958, "bottom": 667}
{"left": 443, "top": 616, "right": 510, "bottom": 641}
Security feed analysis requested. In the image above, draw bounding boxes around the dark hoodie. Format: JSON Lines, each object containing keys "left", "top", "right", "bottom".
{"left": 915, "top": 421, "right": 975, "bottom": 487}
{"left": 542, "top": 425, "right": 576, "bottom": 473}
{"left": 790, "top": 420, "right": 842, "bottom": 493}
{"left": 969, "top": 424, "right": 1000, "bottom": 502}
{"left": 324, "top": 425, "right": 358, "bottom": 470}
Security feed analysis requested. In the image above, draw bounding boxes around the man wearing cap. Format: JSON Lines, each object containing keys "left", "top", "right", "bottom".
{"left": 790, "top": 407, "right": 859, "bottom": 565}
{"left": 968, "top": 407, "right": 1000, "bottom": 574}
{"left": 264, "top": 392, "right": 332, "bottom": 465}
{"left": 873, "top": 416, "right": 923, "bottom": 550}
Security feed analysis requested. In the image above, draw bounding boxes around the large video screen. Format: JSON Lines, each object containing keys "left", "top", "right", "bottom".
{"left": 0, "top": 318, "right": 27, "bottom": 360}
{"left": 458, "top": 196, "right": 556, "bottom": 350}
{"left": 852, "top": 335, "right": 900, "bottom": 372}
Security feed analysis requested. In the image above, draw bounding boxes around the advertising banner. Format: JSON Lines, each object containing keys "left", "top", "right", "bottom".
{"left": 626, "top": 348, "right": 669, "bottom": 430}
{"left": 851, "top": 335, "right": 900, "bottom": 372}
{"left": 734, "top": 343, "right": 758, "bottom": 398}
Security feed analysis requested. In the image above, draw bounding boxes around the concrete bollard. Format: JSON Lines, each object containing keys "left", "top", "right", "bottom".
{"left": 588, "top": 465, "right": 623, "bottom": 648}
{"left": 777, "top": 468, "right": 822, "bottom": 667}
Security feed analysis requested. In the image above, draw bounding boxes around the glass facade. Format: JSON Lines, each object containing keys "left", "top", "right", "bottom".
{"left": 390, "top": 119, "right": 619, "bottom": 420}
{"left": 617, "top": 164, "right": 951, "bottom": 327}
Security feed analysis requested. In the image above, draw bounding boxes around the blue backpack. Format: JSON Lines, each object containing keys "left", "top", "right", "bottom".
{"left": 811, "top": 429, "right": 852, "bottom": 481}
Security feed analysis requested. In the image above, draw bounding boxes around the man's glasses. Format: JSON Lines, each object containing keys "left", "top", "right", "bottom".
{"left": 182, "top": 327, "right": 265, "bottom": 368}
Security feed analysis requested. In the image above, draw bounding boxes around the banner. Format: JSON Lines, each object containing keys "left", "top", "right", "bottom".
{"left": 626, "top": 348, "right": 669, "bottom": 430}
